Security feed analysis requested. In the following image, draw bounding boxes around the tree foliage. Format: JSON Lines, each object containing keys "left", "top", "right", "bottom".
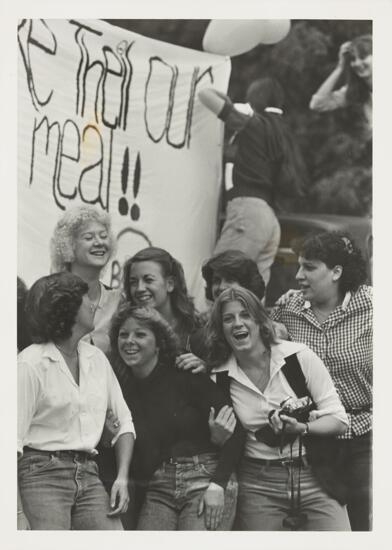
{"left": 106, "top": 19, "right": 372, "bottom": 216}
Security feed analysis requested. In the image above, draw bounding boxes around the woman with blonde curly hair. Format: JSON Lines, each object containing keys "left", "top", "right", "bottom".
{"left": 50, "top": 205, "right": 120, "bottom": 353}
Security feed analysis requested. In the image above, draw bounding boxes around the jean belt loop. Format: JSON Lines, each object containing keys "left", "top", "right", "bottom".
{"left": 193, "top": 455, "right": 199, "bottom": 467}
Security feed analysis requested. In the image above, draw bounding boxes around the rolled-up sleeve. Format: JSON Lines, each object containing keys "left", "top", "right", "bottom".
{"left": 17, "top": 360, "right": 40, "bottom": 455}
{"left": 310, "top": 86, "right": 347, "bottom": 112}
{"left": 105, "top": 360, "right": 136, "bottom": 445}
{"left": 297, "top": 347, "right": 348, "bottom": 427}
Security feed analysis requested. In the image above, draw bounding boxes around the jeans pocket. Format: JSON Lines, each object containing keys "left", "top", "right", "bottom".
{"left": 25, "top": 454, "right": 57, "bottom": 475}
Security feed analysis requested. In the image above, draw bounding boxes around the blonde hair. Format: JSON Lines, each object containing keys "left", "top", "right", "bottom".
{"left": 50, "top": 205, "right": 115, "bottom": 272}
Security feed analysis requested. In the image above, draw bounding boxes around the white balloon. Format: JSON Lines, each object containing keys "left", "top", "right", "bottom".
{"left": 203, "top": 19, "right": 291, "bottom": 57}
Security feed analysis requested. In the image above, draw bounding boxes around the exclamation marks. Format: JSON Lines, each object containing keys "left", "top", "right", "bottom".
{"left": 118, "top": 147, "right": 141, "bottom": 221}
{"left": 131, "top": 154, "right": 141, "bottom": 221}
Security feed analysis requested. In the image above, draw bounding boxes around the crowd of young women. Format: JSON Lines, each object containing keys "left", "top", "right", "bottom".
{"left": 17, "top": 33, "right": 372, "bottom": 533}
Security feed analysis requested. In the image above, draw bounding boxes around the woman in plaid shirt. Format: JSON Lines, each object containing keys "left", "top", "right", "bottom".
{"left": 271, "top": 231, "right": 372, "bottom": 531}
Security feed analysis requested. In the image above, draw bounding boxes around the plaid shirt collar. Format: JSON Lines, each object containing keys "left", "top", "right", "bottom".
{"left": 301, "top": 291, "right": 352, "bottom": 312}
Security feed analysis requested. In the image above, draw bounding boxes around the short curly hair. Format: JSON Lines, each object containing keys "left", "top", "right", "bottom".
{"left": 207, "top": 287, "right": 276, "bottom": 369}
{"left": 26, "top": 272, "right": 88, "bottom": 343}
{"left": 109, "top": 303, "right": 180, "bottom": 385}
{"left": 292, "top": 231, "right": 368, "bottom": 293}
{"left": 202, "top": 249, "right": 265, "bottom": 301}
{"left": 50, "top": 205, "right": 115, "bottom": 272}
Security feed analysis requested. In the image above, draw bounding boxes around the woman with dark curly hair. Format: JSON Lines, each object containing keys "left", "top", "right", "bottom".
{"left": 17, "top": 272, "right": 135, "bottom": 530}
{"left": 207, "top": 287, "right": 350, "bottom": 531}
{"left": 50, "top": 205, "right": 120, "bottom": 353}
{"left": 122, "top": 247, "right": 206, "bottom": 373}
{"left": 108, "top": 304, "right": 245, "bottom": 530}
{"left": 310, "top": 35, "right": 372, "bottom": 136}
{"left": 271, "top": 231, "right": 372, "bottom": 530}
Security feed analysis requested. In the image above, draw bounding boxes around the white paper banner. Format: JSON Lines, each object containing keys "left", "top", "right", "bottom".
{"left": 18, "top": 19, "right": 231, "bottom": 308}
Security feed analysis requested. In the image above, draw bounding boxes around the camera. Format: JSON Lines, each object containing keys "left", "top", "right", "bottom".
{"left": 278, "top": 396, "right": 314, "bottom": 424}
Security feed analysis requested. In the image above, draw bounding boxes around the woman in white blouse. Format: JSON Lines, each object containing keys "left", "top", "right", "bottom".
{"left": 50, "top": 205, "right": 120, "bottom": 353}
{"left": 17, "top": 272, "right": 135, "bottom": 530}
{"left": 207, "top": 287, "right": 350, "bottom": 530}
{"left": 309, "top": 35, "right": 372, "bottom": 135}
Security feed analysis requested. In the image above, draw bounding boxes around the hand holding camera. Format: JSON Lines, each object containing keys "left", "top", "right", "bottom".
{"left": 269, "top": 396, "right": 315, "bottom": 435}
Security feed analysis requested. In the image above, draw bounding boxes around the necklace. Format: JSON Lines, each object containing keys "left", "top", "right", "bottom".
{"left": 244, "top": 350, "right": 271, "bottom": 392}
{"left": 55, "top": 344, "right": 78, "bottom": 358}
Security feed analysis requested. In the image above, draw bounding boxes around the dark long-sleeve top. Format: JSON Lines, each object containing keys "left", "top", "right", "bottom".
{"left": 120, "top": 361, "right": 245, "bottom": 488}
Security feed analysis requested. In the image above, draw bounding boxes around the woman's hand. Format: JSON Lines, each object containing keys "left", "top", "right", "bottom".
{"left": 175, "top": 353, "right": 207, "bottom": 374}
{"left": 198, "top": 482, "right": 225, "bottom": 530}
{"left": 208, "top": 406, "right": 236, "bottom": 446}
{"left": 338, "top": 41, "right": 352, "bottom": 68}
{"left": 269, "top": 410, "right": 306, "bottom": 436}
{"left": 17, "top": 510, "right": 31, "bottom": 530}
{"left": 275, "top": 289, "right": 301, "bottom": 306}
{"left": 107, "top": 477, "right": 129, "bottom": 517}
{"left": 100, "top": 409, "right": 120, "bottom": 448}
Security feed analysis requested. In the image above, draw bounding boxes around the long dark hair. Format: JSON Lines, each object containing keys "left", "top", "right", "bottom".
{"left": 122, "top": 247, "right": 201, "bottom": 335}
{"left": 344, "top": 35, "right": 372, "bottom": 106}
{"left": 246, "top": 77, "right": 308, "bottom": 202}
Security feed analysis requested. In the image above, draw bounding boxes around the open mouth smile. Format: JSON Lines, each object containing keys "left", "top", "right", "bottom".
{"left": 232, "top": 330, "right": 249, "bottom": 341}
{"left": 135, "top": 294, "right": 153, "bottom": 303}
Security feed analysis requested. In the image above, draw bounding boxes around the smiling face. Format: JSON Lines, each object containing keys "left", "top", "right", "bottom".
{"left": 73, "top": 221, "right": 110, "bottom": 270}
{"left": 128, "top": 261, "right": 174, "bottom": 311}
{"left": 117, "top": 317, "right": 159, "bottom": 377}
{"left": 295, "top": 256, "right": 342, "bottom": 304}
{"left": 211, "top": 274, "right": 242, "bottom": 301}
{"left": 221, "top": 300, "right": 261, "bottom": 354}
{"left": 350, "top": 50, "right": 372, "bottom": 80}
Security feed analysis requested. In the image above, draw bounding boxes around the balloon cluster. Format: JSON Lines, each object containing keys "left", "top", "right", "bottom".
{"left": 203, "top": 19, "right": 291, "bottom": 57}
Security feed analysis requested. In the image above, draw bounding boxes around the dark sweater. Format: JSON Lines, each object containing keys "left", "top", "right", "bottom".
{"left": 120, "top": 361, "right": 245, "bottom": 488}
{"left": 219, "top": 100, "right": 284, "bottom": 206}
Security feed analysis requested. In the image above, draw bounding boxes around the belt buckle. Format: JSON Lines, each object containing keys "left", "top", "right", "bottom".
{"left": 280, "top": 458, "right": 292, "bottom": 467}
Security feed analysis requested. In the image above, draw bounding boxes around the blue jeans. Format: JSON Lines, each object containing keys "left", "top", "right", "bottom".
{"left": 18, "top": 450, "right": 123, "bottom": 530}
{"left": 237, "top": 457, "right": 351, "bottom": 531}
{"left": 137, "top": 453, "right": 238, "bottom": 530}
{"left": 214, "top": 197, "right": 281, "bottom": 286}
{"left": 338, "top": 432, "right": 372, "bottom": 531}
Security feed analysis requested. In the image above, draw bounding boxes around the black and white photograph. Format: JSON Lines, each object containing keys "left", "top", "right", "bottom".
{"left": 2, "top": 0, "right": 390, "bottom": 548}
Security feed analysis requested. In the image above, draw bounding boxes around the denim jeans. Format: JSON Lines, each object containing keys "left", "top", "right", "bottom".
{"left": 18, "top": 450, "right": 123, "bottom": 530}
{"left": 237, "top": 457, "right": 351, "bottom": 531}
{"left": 338, "top": 431, "right": 372, "bottom": 531}
{"left": 137, "top": 453, "right": 238, "bottom": 530}
{"left": 214, "top": 197, "right": 281, "bottom": 286}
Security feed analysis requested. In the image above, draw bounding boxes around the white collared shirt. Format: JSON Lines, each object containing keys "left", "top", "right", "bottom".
{"left": 81, "top": 283, "right": 121, "bottom": 353}
{"left": 212, "top": 340, "right": 348, "bottom": 460}
{"left": 18, "top": 341, "right": 135, "bottom": 455}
